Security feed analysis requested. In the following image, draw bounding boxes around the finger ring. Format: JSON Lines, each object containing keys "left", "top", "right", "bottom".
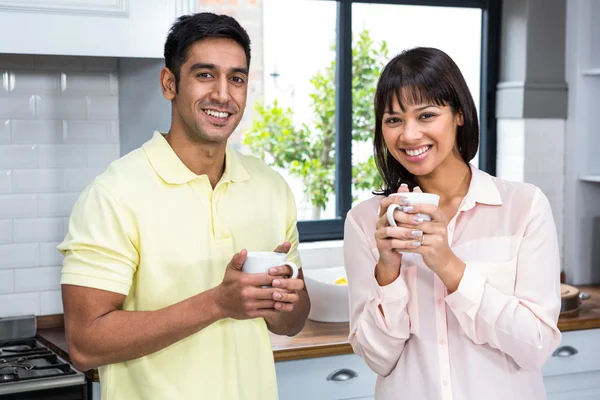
{"left": 420, "top": 234, "right": 425, "bottom": 245}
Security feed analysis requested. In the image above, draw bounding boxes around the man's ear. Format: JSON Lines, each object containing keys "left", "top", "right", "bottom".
{"left": 160, "top": 67, "right": 177, "bottom": 100}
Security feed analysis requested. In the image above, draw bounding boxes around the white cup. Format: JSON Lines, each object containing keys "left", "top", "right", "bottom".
{"left": 243, "top": 251, "right": 299, "bottom": 279}
{"left": 386, "top": 192, "right": 440, "bottom": 227}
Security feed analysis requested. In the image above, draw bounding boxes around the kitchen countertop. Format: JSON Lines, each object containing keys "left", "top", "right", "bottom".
{"left": 37, "top": 285, "right": 600, "bottom": 383}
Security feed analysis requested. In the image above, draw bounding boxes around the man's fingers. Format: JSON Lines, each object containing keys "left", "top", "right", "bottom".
{"left": 269, "top": 265, "right": 294, "bottom": 277}
{"left": 272, "top": 278, "right": 304, "bottom": 291}
{"left": 228, "top": 249, "right": 247, "bottom": 271}
{"left": 274, "top": 302, "right": 294, "bottom": 312}
{"left": 272, "top": 290, "right": 299, "bottom": 304}
{"left": 242, "top": 273, "right": 276, "bottom": 288}
{"left": 273, "top": 242, "right": 291, "bottom": 254}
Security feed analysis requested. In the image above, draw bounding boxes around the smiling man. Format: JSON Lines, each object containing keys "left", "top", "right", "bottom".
{"left": 57, "top": 13, "right": 310, "bottom": 400}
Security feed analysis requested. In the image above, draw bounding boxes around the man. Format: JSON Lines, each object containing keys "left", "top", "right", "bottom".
{"left": 58, "top": 12, "right": 310, "bottom": 400}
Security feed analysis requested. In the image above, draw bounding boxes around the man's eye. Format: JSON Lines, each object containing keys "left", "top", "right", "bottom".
{"left": 197, "top": 72, "right": 212, "bottom": 78}
{"left": 231, "top": 77, "right": 245, "bottom": 83}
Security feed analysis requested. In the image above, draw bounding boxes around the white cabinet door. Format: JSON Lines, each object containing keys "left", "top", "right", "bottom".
{"left": 276, "top": 354, "right": 377, "bottom": 400}
{"left": 92, "top": 381, "right": 101, "bottom": 400}
{"left": 543, "top": 329, "right": 600, "bottom": 400}
{"left": 0, "top": 0, "right": 196, "bottom": 58}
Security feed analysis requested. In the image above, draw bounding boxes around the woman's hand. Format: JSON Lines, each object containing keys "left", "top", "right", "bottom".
{"left": 401, "top": 203, "right": 466, "bottom": 292}
{"left": 374, "top": 184, "right": 422, "bottom": 286}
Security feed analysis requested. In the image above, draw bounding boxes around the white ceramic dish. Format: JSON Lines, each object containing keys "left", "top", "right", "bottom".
{"left": 303, "top": 266, "right": 349, "bottom": 323}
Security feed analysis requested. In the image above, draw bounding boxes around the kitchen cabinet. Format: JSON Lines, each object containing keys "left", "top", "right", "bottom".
{"left": 275, "top": 354, "right": 377, "bottom": 400}
{"left": 543, "top": 329, "right": 600, "bottom": 399}
{"left": 0, "top": 0, "right": 197, "bottom": 58}
{"left": 564, "top": 0, "right": 600, "bottom": 285}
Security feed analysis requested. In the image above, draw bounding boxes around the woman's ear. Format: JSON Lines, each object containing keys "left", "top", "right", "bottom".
{"left": 456, "top": 110, "right": 465, "bottom": 127}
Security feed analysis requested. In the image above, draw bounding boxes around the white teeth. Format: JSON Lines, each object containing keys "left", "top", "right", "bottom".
{"left": 405, "top": 146, "right": 430, "bottom": 156}
{"left": 204, "top": 109, "right": 229, "bottom": 118}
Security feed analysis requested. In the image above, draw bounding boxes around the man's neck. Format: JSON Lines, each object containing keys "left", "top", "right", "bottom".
{"left": 165, "top": 128, "right": 227, "bottom": 188}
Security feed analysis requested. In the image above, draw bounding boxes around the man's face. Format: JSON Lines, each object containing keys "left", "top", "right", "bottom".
{"left": 169, "top": 38, "right": 248, "bottom": 144}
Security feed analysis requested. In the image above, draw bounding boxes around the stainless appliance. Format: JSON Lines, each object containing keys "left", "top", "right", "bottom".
{"left": 0, "top": 315, "right": 87, "bottom": 399}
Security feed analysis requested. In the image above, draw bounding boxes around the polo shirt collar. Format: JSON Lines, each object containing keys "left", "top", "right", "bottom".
{"left": 143, "top": 131, "right": 250, "bottom": 185}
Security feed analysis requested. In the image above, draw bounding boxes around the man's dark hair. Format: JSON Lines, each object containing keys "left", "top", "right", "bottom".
{"left": 373, "top": 47, "right": 480, "bottom": 193}
{"left": 164, "top": 12, "right": 251, "bottom": 89}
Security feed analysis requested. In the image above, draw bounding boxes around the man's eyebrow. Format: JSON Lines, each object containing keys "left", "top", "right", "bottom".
{"left": 188, "top": 63, "right": 248, "bottom": 75}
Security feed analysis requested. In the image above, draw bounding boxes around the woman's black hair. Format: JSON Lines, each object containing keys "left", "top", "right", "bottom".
{"left": 373, "top": 47, "right": 479, "bottom": 194}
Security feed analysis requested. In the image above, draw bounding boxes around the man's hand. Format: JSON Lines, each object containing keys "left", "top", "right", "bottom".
{"left": 269, "top": 242, "right": 305, "bottom": 312}
{"left": 265, "top": 242, "right": 310, "bottom": 336}
{"left": 212, "top": 250, "right": 282, "bottom": 320}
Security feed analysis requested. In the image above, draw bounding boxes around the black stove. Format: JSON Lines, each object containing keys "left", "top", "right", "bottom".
{"left": 0, "top": 316, "right": 86, "bottom": 400}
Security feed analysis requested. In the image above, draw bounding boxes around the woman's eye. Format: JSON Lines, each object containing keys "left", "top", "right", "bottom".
{"left": 420, "top": 113, "right": 435, "bottom": 120}
{"left": 386, "top": 117, "right": 401, "bottom": 124}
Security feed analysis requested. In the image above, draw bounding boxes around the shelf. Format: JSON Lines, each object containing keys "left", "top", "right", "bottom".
{"left": 580, "top": 175, "right": 600, "bottom": 183}
{"left": 581, "top": 69, "right": 600, "bottom": 76}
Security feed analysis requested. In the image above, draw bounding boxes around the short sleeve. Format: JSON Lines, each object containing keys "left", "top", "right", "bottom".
{"left": 58, "top": 182, "right": 140, "bottom": 295}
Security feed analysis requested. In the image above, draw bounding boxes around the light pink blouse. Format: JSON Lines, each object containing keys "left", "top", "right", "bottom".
{"left": 344, "top": 165, "right": 562, "bottom": 400}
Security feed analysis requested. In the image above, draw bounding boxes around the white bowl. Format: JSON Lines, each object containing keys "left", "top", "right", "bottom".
{"left": 303, "top": 266, "right": 349, "bottom": 323}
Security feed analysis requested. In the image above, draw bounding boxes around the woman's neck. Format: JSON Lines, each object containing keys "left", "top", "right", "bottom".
{"left": 416, "top": 155, "right": 471, "bottom": 203}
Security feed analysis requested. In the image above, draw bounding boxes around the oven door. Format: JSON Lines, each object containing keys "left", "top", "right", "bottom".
{"left": 0, "top": 378, "right": 88, "bottom": 400}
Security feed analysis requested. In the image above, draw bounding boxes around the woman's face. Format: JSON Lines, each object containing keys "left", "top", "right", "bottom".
{"left": 381, "top": 93, "right": 464, "bottom": 177}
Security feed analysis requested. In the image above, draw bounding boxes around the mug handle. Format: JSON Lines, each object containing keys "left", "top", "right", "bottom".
{"left": 282, "top": 261, "right": 299, "bottom": 279}
{"left": 386, "top": 204, "right": 401, "bottom": 227}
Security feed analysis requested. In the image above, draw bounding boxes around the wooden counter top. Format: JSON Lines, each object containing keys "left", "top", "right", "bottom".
{"left": 36, "top": 285, "right": 600, "bottom": 383}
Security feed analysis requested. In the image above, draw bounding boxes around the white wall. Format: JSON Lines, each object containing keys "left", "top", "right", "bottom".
{"left": 0, "top": 54, "right": 120, "bottom": 317}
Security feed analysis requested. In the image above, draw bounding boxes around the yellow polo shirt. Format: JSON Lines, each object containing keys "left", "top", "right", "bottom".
{"left": 58, "top": 132, "right": 301, "bottom": 400}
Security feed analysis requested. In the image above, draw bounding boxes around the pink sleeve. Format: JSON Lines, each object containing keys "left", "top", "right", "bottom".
{"left": 445, "top": 189, "right": 562, "bottom": 369}
{"left": 344, "top": 213, "right": 412, "bottom": 377}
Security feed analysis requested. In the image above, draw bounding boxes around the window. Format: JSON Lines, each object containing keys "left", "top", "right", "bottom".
{"left": 237, "top": 0, "right": 501, "bottom": 241}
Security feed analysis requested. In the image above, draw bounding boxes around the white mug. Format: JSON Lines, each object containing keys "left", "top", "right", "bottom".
{"left": 243, "top": 251, "right": 299, "bottom": 279}
{"left": 386, "top": 192, "right": 440, "bottom": 227}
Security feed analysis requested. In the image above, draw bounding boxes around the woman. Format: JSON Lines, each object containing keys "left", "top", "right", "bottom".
{"left": 344, "top": 47, "right": 561, "bottom": 400}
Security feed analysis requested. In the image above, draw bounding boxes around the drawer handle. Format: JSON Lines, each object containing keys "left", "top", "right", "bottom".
{"left": 327, "top": 368, "right": 358, "bottom": 382}
{"left": 552, "top": 345, "right": 579, "bottom": 357}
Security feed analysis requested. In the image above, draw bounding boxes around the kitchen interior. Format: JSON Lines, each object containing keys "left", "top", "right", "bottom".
{"left": 0, "top": 0, "right": 599, "bottom": 399}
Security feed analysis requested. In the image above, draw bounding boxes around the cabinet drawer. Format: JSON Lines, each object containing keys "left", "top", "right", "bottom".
{"left": 276, "top": 354, "right": 377, "bottom": 400}
{"left": 542, "top": 329, "right": 600, "bottom": 377}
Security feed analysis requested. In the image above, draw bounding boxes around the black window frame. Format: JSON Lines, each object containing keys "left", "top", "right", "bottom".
{"left": 298, "top": 0, "right": 501, "bottom": 242}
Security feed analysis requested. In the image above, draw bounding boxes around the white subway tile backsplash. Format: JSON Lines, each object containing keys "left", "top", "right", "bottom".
{"left": 13, "top": 169, "right": 61, "bottom": 193}
{"left": 11, "top": 120, "right": 63, "bottom": 144}
{"left": 64, "top": 72, "right": 117, "bottom": 95}
{"left": 0, "top": 55, "right": 120, "bottom": 314}
{"left": 13, "top": 218, "right": 63, "bottom": 243}
{"left": 86, "top": 95, "right": 119, "bottom": 119}
{"left": 15, "top": 267, "right": 61, "bottom": 292}
{"left": 62, "top": 168, "right": 103, "bottom": 192}
{"left": 34, "top": 55, "right": 85, "bottom": 72}
{"left": 0, "top": 120, "right": 8, "bottom": 144}
{"left": 0, "top": 243, "right": 39, "bottom": 269}
{"left": 39, "top": 193, "right": 78, "bottom": 218}
{"left": 0, "top": 54, "right": 34, "bottom": 70}
{"left": 63, "top": 120, "right": 118, "bottom": 144}
{"left": 0, "top": 270, "right": 13, "bottom": 294}
{"left": 37, "top": 95, "right": 87, "bottom": 119}
{"left": 0, "top": 194, "right": 37, "bottom": 218}
{"left": 40, "top": 242, "right": 63, "bottom": 267}
{"left": 11, "top": 71, "right": 60, "bottom": 94}
{"left": 84, "top": 57, "right": 118, "bottom": 72}
{"left": 87, "top": 145, "right": 119, "bottom": 168}
{"left": 0, "top": 171, "right": 10, "bottom": 194}
{"left": 0, "top": 96, "right": 35, "bottom": 118}
{"left": 0, "top": 292, "right": 40, "bottom": 317}
{"left": 0, "top": 220, "right": 12, "bottom": 244}
{"left": 37, "top": 145, "right": 87, "bottom": 168}
{"left": 40, "top": 291, "right": 63, "bottom": 315}
{"left": 0, "top": 145, "right": 37, "bottom": 169}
